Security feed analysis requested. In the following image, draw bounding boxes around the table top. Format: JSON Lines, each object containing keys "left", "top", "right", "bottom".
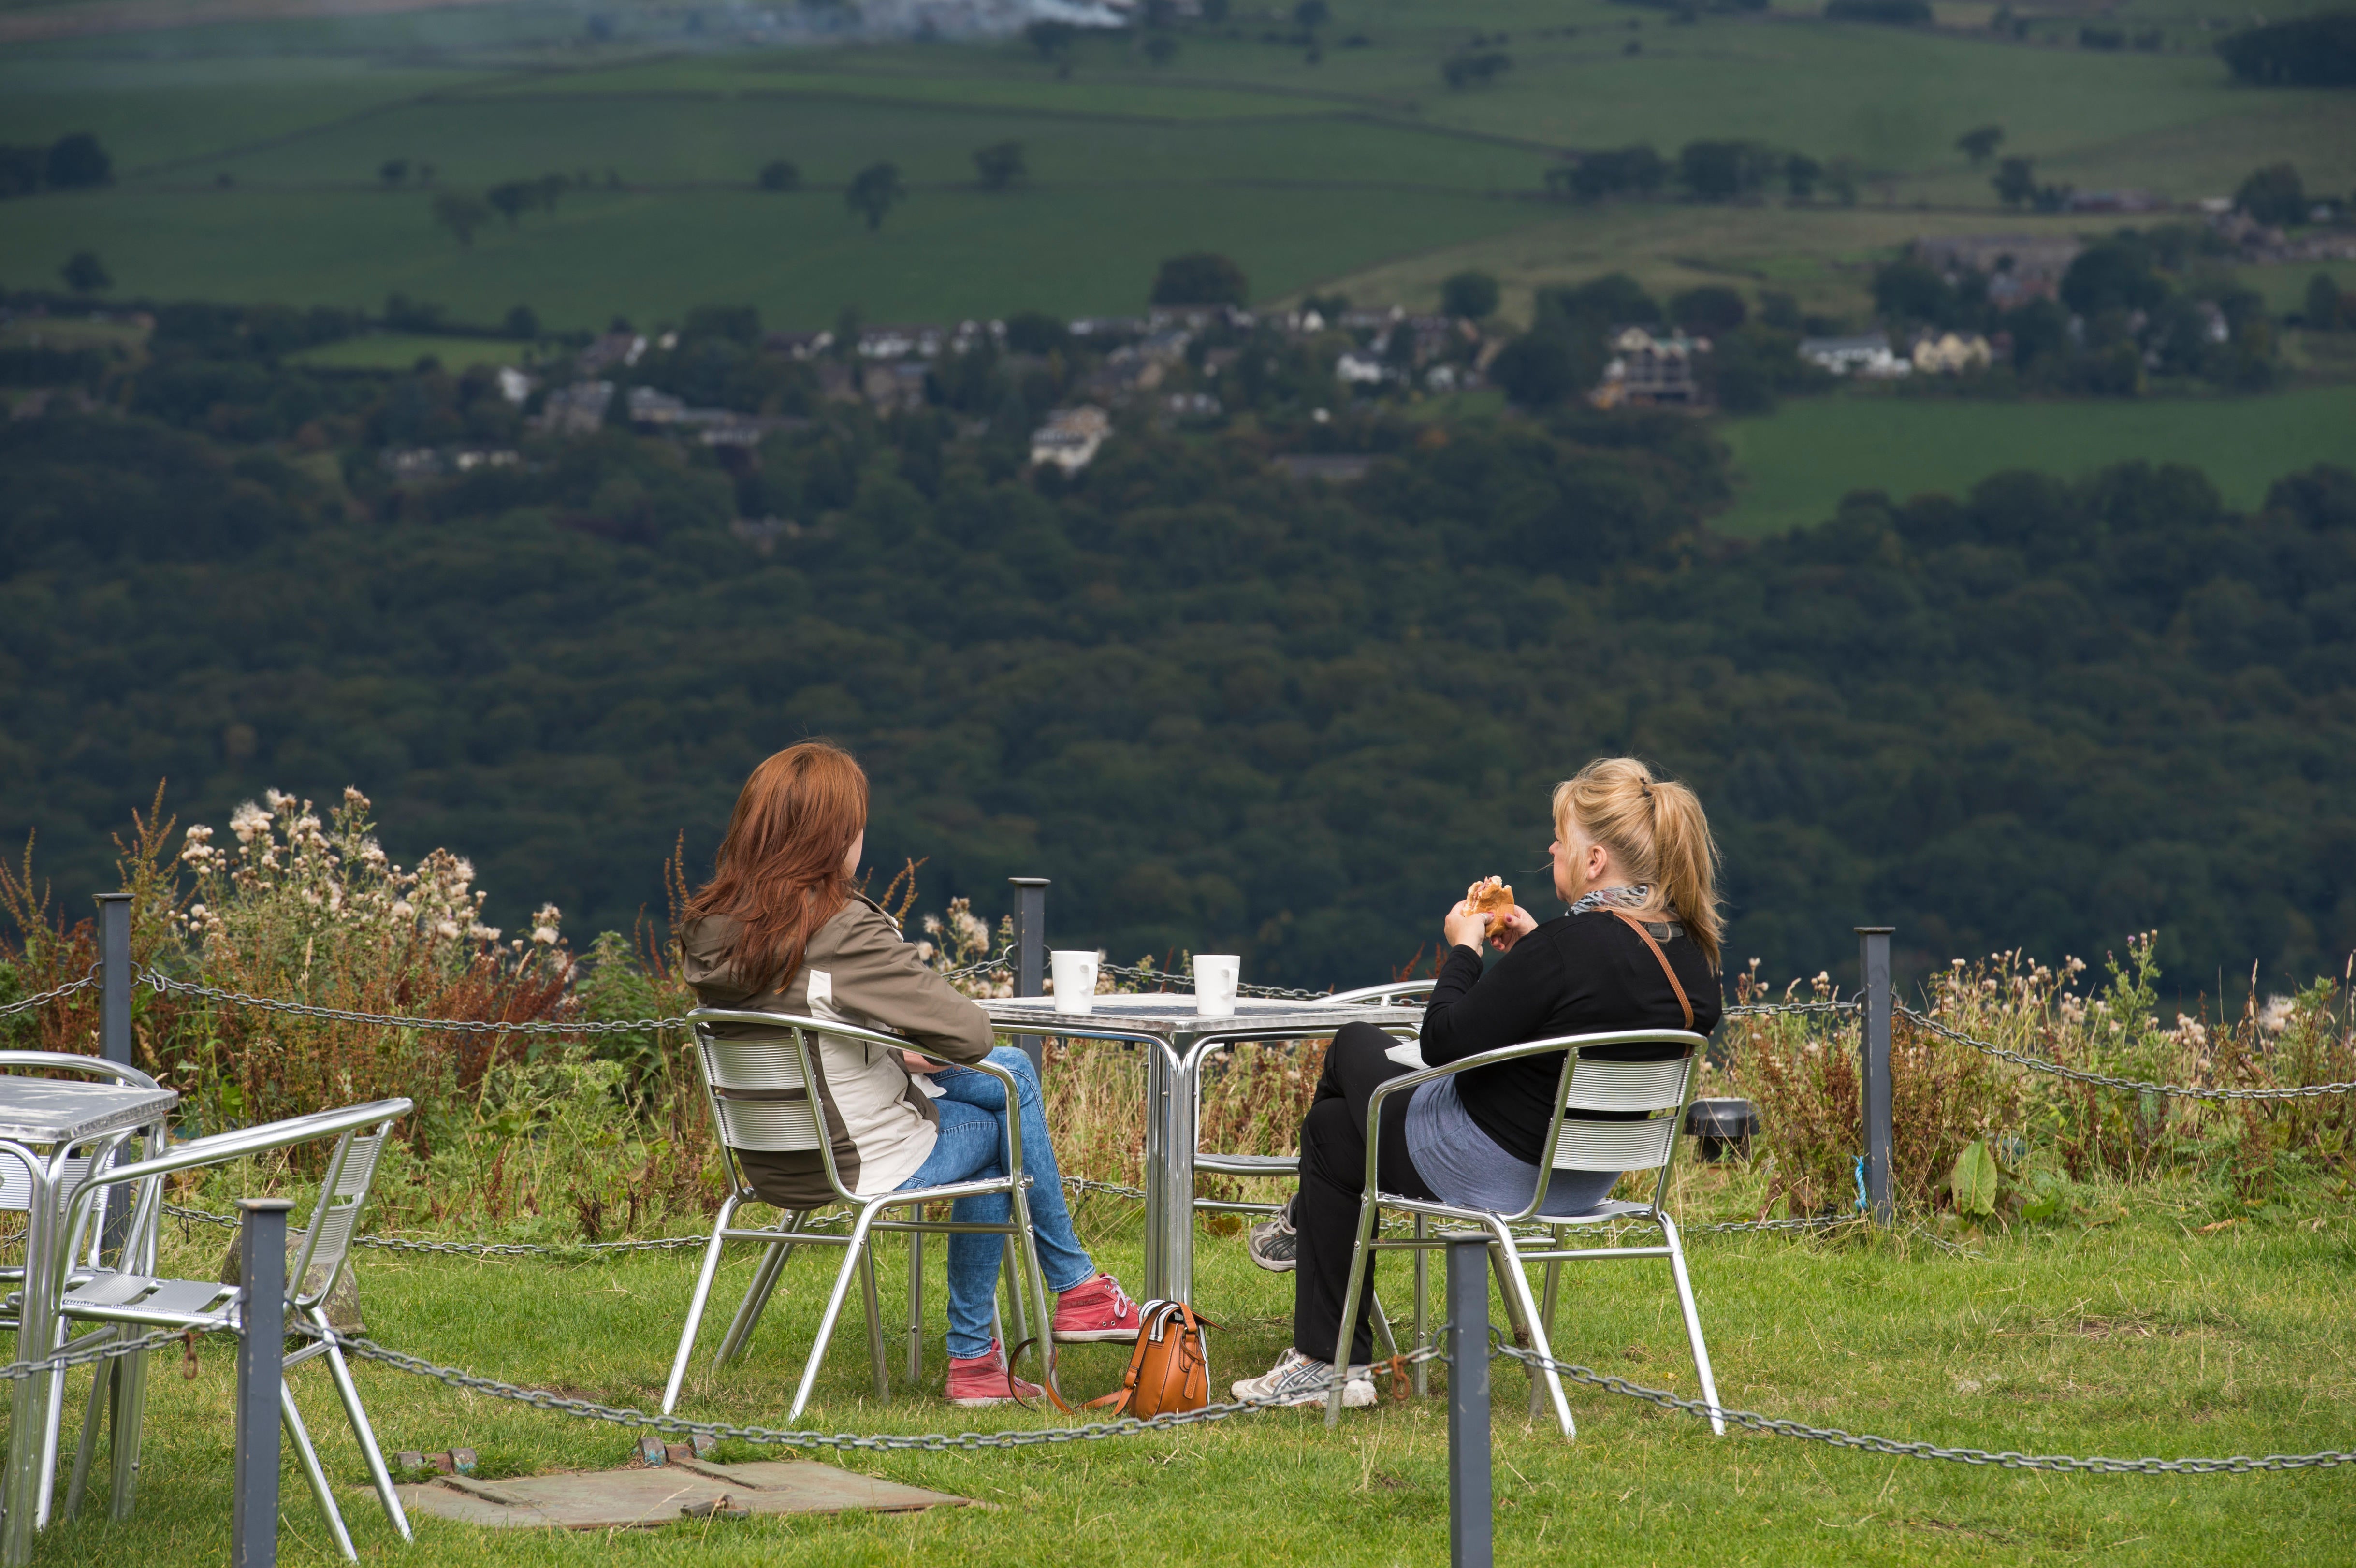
{"left": 0, "top": 1076, "right": 178, "bottom": 1146}
{"left": 979, "top": 993, "right": 1424, "bottom": 1042}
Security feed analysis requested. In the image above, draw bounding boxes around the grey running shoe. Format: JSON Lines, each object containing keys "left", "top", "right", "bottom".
{"left": 1230, "top": 1348, "right": 1376, "bottom": 1409}
{"left": 1246, "top": 1197, "right": 1298, "bottom": 1272}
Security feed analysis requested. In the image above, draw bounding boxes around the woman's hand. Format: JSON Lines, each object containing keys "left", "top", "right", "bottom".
{"left": 902, "top": 1049, "right": 945, "bottom": 1074}
{"left": 1442, "top": 898, "right": 1491, "bottom": 953}
{"left": 1486, "top": 904, "right": 1537, "bottom": 954}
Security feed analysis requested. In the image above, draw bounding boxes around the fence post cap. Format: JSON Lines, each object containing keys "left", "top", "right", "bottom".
{"left": 1852, "top": 926, "right": 1895, "bottom": 935}
{"left": 235, "top": 1198, "right": 298, "bottom": 1213}
{"left": 94, "top": 891, "right": 132, "bottom": 904}
{"left": 1008, "top": 876, "right": 1051, "bottom": 887}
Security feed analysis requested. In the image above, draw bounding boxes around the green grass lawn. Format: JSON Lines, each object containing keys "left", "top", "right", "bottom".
{"left": 283, "top": 332, "right": 535, "bottom": 370}
{"left": 1, "top": 0, "right": 2350, "bottom": 328}
{"left": 35, "top": 1171, "right": 2353, "bottom": 1566}
{"left": 1712, "top": 384, "right": 2356, "bottom": 537}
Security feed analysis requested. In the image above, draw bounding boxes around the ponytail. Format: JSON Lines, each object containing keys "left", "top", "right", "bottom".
{"left": 1552, "top": 758, "right": 1723, "bottom": 971}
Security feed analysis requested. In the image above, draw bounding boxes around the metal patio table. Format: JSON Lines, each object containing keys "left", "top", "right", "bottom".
{"left": 977, "top": 995, "right": 1423, "bottom": 1306}
{"left": 0, "top": 1075, "right": 177, "bottom": 1564}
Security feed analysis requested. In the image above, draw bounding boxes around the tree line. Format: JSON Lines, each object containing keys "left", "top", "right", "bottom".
{"left": 4, "top": 325, "right": 2354, "bottom": 996}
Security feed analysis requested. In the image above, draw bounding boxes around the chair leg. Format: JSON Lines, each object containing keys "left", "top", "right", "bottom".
{"left": 63, "top": 1352, "right": 110, "bottom": 1521}
{"left": 1368, "top": 1292, "right": 1399, "bottom": 1360}
{"left": 859, "top": 1243, "right": 888, "bottom": 1401}
{"left": 281, "top": 1379, "right": 358, "bottom": 1563}
{"left": 107, "top": 1336, "right": 146, "bottom": 1522}
{"left": 1006, "top": 1177, "right": 1061, "bottom": 1403}
{"left": 1412, "top": 1216, "right": 1431, "bottom": 1398}
{"left": 904, "top": 1216, "right": 925, "bottom": 1386}
{"left": 716, "top": 1211, "right": 805, "bottom": 1370}
{"left": 311, "top": 1311, "right": 412, "bottom": 1541}
{"left": 1486, "top": 1221, "right": 1573, "bottom": 1439}
{"left": 1323, "top": 1192, "right": 1383, "bottom": 1428}
{"left": 787, "top": 1205, "right": 883, "bottom": 1424}
{"left": 661, "top": 1195, "right": 741, "bottom": 1416}
{"left": 1661, "top": 1215, "right": 1725, "bottom": 1437}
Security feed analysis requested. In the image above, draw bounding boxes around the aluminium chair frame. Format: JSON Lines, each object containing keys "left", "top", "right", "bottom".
{"left": 1324, "top": 1028, "right": 1726, "bottom": 1439}
{"left": 662, "top": 1009, "right": 1060, "bottom": 1423}
{"left": 44, "top": 1098, "right": 415, "bottom": 1560}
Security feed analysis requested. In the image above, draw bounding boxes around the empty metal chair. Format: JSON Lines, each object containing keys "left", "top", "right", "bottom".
{"left": 1325, "top": 1028, "right": 1724, "bottom": 1439}
{"left": 662, "top": 1009, "right": 1058, "bottom": 1422}
{"left": 46, "top": 1100, "right": 413, "bottom": 1558}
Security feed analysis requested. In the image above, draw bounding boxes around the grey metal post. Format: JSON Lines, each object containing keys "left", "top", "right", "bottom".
{"left": 1446, "top": 1235, "right": 1492, "bottom": 1568}
{"left": 232, "top": 1198, "right": 293, "bottom": 1568}
{"left": 1856, "top": 927, "right": 1894, "bottom": 1224}
{"left": 1008, "top": 878, "right": 1048, "bottom": 1071}
{"left": 97, "top": 893, "right": 131, "bottom": 1067}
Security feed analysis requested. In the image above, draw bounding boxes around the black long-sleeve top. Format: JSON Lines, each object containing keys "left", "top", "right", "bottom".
{"left": 1420, "top": 907, "right": 1722, "bottom": 1166}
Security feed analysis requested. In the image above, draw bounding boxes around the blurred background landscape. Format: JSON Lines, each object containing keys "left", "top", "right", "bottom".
{"left": 4, "top": 0, "right": 2354, "bottom": 995}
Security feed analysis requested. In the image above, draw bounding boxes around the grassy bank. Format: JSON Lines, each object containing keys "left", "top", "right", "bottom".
{"left": 35, "top": 1167, "right": 2355, "bottom": 1566}
{"left": 1712, "top": 383, "right": 2356, "bottom": 537}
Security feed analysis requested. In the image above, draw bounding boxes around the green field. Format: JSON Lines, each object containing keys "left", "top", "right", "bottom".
{"left": 43, "top": 1171, "right": 2355, "bottom": 1566}
{"left": 1713, "top": 383, "right": 2356, "bottom": 537}
{"left": 283, "top": 330, "right": 538, "bottom": 369}
{"left": 2, "top": 0, "right": 2352, "bottom": 328}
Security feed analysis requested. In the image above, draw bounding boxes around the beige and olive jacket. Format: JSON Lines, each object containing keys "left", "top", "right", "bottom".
{"left": 681, "top": 893, "right": 993, "bottom": 1208}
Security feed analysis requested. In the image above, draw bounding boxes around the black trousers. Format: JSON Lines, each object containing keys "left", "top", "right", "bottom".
{"left": 1292, "top": 1022, "right": 1439, "bottom": 1365}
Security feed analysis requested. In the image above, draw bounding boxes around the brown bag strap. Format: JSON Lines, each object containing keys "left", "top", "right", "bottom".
{"left": 1609, "top": 909, "right": 1694, "bottom": 1031}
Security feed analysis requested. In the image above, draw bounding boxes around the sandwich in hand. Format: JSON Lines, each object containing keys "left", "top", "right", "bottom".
{"left": 1464, "top": 876, "right": 1514, "bottom": 933}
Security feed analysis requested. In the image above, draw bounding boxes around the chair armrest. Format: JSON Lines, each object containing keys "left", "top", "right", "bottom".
{"left": 54, "top": 1098, "right": 413, "bottom": 1246}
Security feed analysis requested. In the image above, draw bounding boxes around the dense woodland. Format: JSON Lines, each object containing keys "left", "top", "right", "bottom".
{"left": 4, "top": 310, "right": 2355, "bottom": 995}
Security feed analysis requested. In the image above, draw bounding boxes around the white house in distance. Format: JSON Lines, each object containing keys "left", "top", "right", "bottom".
{"left": 1030, "top": 406, "right": 1111, "bottom": 472}
{"left": 1800, "top": 332, "right": 1911, "bottom": 378}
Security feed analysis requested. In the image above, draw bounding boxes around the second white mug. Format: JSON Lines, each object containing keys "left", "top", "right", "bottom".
{"left": 1193, "top": 954, "right": 1240, "bottom": 1017}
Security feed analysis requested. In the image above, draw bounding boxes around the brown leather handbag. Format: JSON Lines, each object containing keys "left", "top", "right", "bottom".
{"left": 1085, "top": 1300, "right": 1213, "bottom": 1419}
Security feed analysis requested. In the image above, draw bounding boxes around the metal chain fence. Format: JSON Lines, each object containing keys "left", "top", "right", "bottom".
{"left": 326, "top": 1325, "right": 1446, "bottom": 1453}
{"left": 1896, "top": 1005, "right": 2356, "bottom": 1102}
{"left": 0, "top": 968, "right": 99, "bottom": 1019}
{"left": 0, "top": 1325, "right": 187, "bottom": 1383}
{"left": 1492, "top": 1339, "right": 2356, "bottom": 1475}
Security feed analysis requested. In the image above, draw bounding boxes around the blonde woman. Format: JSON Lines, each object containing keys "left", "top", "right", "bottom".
{"left": 1234, "top": 757, "right": 1724, "bottom": 1408}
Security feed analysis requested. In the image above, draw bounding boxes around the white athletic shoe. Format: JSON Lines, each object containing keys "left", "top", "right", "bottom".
{"left": 1230, "top": 1348, "right": 1376, "bottom": 1409}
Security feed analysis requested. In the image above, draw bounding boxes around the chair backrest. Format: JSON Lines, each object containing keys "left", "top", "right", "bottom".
{"left": 1535, "top": 1032, "right": 1704, "bottom": 1218}
{"left": 691, "top": 1023, "right": 825, "bottom": 1157}
{"left": 1328, "top": 981, "right": 1435, "bottom": 1006}
{"left": 286, "top": 1116, "right": 398, "bottom": 1311}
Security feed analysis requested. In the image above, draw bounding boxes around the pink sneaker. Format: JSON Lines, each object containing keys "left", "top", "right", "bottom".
{"left": 945, "top": 1341, "right": 1044, "bottom": 1408}
{"left": 1051, "top": 1273, "right": 1142, "bottom": 1343}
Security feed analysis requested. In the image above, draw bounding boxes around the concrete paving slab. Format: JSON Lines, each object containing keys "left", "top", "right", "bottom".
{"left": 396, "top": 1457, "right": 968, "bottom": 1530}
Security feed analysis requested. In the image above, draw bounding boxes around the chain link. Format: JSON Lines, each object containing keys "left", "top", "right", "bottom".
{"left": 1896, "top": 1006, "right": 2356, "bottom": 1102}
{"left": 1723, "top": 1000, "right": 1861, "bottom": 1019}
{"left": 329, "top": 1326, "right": 1445, "bottom": 1451}
{"left": 139, "top": 967, "right": 689, "bottom": 1036}
{"left": 1494, "top": 1340, "right": 2355, "bottom": 1474}
{"left": 0, "top": 1325, "right": 187, "bottom": 1383}
{"left": 0, "top": 966, "right": 100, "bottom": 1020}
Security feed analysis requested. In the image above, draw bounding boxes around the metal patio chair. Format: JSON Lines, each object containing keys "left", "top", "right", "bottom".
{"left": 661, "top": 1009, "right": 1059, "bottom": 1422}
{"left": 44, "top": 1099, "right": 414, "bottom": 1559}
{"left": 1324, "top": 1028, "right": 1725, "bottom": 1439}
{"left": 0, "top": 1051, "right": 172, "bottom": 1533}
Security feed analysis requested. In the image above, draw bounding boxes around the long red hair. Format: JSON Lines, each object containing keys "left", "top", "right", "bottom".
{"left": 686, "top": 741, "right": 870, "bottom": 988}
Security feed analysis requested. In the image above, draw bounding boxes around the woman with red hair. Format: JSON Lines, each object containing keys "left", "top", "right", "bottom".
{"left": 681, "top": 742, "right": 1138, "bottom": 1406}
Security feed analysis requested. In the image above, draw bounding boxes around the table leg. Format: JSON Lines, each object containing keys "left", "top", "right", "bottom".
{"left": 1161, "top": 1037, "right": 1199, "bottom": 1307}
{"left": 1141, "top": 1045, "right": 1171, "bottom": 1300}
{"left": 4, "top": 1161, "right": 57, "bottom": 1566}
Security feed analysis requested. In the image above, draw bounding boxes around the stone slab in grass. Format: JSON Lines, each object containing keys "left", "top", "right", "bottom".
{"left": 395, "top": 1457, "right": 969, "bottom": 1529}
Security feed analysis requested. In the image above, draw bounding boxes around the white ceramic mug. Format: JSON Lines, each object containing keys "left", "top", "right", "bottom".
{"left": 1050, "top": 950, "right": 1099, "bottom": 1015}
{"left": 1193, "top": 954, "right": 1240, "bottom": 1018}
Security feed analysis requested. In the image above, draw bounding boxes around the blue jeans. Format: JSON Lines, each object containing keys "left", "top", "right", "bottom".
{"left": 893, "top": 1046, "right": 1094, "bottom": 1361}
